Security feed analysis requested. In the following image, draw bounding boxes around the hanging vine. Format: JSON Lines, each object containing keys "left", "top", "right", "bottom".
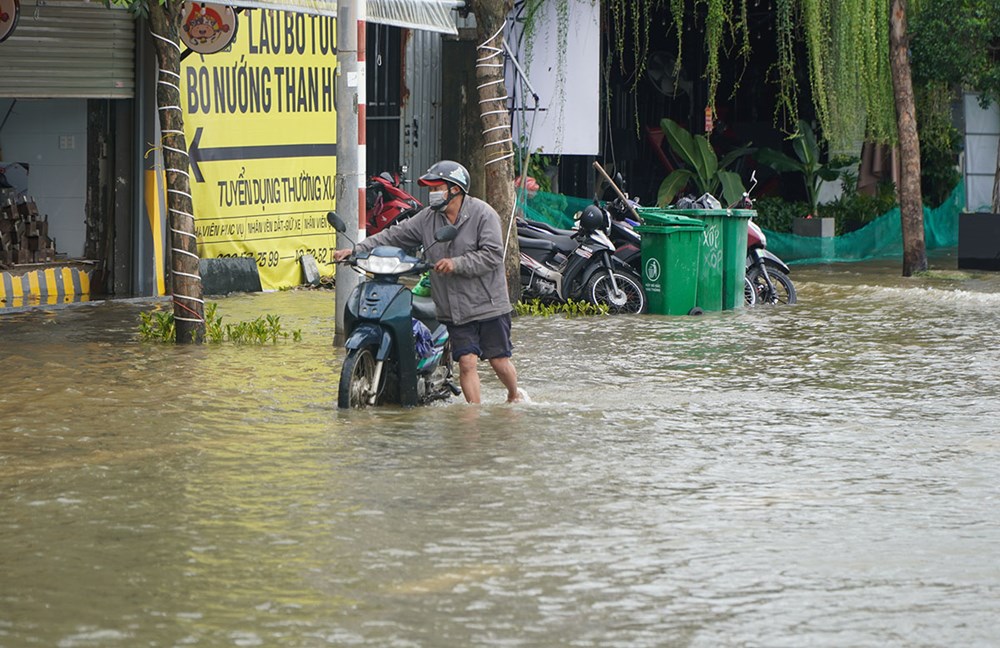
{"left": 772, "top": 0, "right": 798, "bottom": 129}
{"left": 800, "top": 0, "right": 829, "bottom": 134}
{"left": 599, "top": 0, "right": 902, "bottom": 148}
{"left": 824, "top": 0, "right": 865, "bottom": 152}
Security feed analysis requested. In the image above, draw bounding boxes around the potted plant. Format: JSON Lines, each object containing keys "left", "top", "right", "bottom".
{"left": 656, "top": 118, "right": 754, "bottom": 208}
{"left": 755, "top": 119, "right": 842, "bottom": 237}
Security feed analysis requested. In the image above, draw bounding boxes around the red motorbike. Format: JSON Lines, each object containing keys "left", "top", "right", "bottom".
{"left": 366, "top": 171, "right": 422, "bottom": 235}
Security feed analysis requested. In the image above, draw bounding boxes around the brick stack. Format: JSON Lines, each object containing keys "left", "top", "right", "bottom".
{"left": 1, "top": 198, "right": 57, "bottom": 266}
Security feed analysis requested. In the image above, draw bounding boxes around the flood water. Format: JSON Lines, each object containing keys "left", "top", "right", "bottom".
{"left": 2, "top": 255, "right": 1000, "bottom": 647}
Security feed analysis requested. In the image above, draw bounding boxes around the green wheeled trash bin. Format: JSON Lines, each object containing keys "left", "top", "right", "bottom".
{"left": 634, "top": 213, "right": 705, "bottom": 315}
{"left": 641, "top": 208, "right": 753, "bottom": 311}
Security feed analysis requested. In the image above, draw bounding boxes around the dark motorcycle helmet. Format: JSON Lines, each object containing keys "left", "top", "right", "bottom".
{"left": 418, "top": 160, "right": 471, "bottom": 194}
{"left": 578, "top": 204, "right": 608, "bottom": 232}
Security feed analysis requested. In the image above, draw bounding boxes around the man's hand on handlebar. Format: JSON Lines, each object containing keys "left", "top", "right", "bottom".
{"left": 433, "top": 258, "right": 455, "bottom": 274}
{"left": 333, "top": 248, "right": 352, "bottom": 263}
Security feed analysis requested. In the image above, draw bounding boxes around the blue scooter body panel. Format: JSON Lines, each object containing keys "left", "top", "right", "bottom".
{"left": 345, "top": 280, "right": 420, "bottom": 406}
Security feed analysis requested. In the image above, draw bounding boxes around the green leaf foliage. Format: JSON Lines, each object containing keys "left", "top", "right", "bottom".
{"left": 754, "top": 119, "right": 853, "bottom": 214}
{"left": 657, "top": 118, "right": 754, "bottom": 207}
{"left": 910, "top": 0, "right": 1000, "bottom": 104}
{"left": 514, "top": 298, "right": 609, "bottom": 317}
{"left": 138, "top": 302, "right": 303, "bottom": 344}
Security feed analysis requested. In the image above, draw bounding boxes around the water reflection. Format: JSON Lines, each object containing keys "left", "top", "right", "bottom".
{"left": 2, "top": 261, "right": 1000, "bottom": 646}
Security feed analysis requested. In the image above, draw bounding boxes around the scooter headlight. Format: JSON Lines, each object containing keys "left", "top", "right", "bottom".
{"left": 356, "top": 247, "right": 418, "bottom": 275}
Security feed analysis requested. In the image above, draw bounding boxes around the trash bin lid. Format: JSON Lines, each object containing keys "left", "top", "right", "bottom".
{"left": 639, "top": 207, "right": 756, "bottom": 220}
{"left": 634, "top": 209, "right": 707, "bottom": 228}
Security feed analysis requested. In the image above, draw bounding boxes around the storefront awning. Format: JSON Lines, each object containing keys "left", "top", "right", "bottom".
{"left": 367, "top": 0, "right": 460, "bottom": 34}
{"left": 224, "top": 0, "right": 460, "bottom": 34}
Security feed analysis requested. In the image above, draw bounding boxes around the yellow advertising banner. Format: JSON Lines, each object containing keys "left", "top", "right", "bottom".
{"left": 181, "top": 8, "right": 339, "bottom": 289}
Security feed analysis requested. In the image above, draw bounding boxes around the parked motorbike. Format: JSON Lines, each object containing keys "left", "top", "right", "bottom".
{"left": 366, "top": 170, "right": 422, "bottom": 235}
{"left": 517, "top": 204, "right": 647, "bottom": 314}
{"left": 735, "top": 173, "right": 797, "bottom": 305}
{"left": 745, "top": 220, "right": 796, "bottom": 304}
{"left": 604, "top": 194, "right": 643, "bottom": 275}
{"left": 327, "top": 211, "right": 461, "bottom": 408}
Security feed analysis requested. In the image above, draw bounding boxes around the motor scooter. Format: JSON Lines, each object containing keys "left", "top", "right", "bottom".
{"left": 517, "top": 204, "right": 647, "bottom": 314}
{"left": 327, "top": 212, "right": 461, "bottom": 408}
{"left": 366, "top": 170, "right": 422, "bottom": 235}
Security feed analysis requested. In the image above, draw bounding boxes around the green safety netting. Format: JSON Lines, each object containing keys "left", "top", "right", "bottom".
{"left": 517, "top": 181, "right": 965, "bottom": 265}
{"left": 518, "top": 191, "right": 593, "bottom": 229}
{"left": 763, "top": 181, "right": 964, "bottom": 264}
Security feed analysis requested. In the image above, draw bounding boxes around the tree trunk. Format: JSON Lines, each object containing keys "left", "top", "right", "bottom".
{"left": 149, "top": 2, "right": 205, "bottom": 342}
{"left": 889, "top": 0, "right": 927, "bottom": 276}
{"left": 993, "top": 137, "right": 1000, "bottom": 213}
{"left": 473, "top": 0, "right": 521, "bottom": 305}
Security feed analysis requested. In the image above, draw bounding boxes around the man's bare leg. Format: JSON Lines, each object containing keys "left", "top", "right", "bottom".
{"left": 458, "top": 354, "right": 481, "bottom": 404}
{"left": 489, "top": 357, "right": 522, "bottom": 402}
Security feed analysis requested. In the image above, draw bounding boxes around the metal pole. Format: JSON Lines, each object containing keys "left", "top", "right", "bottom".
{"left": 334, "top": 0, "right": 366, "bottom": 345}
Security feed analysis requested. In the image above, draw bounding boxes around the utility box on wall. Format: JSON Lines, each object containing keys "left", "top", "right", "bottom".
{"left": 958, "top": 213, "right": 1000, "bottom": 270}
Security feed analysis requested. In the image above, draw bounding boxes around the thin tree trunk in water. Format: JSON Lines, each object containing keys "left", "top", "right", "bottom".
{"left": 474, "top": 0, "right": 521, "bottom": 305}
{"left": 993, "top": 137, "right": 1000, "bottom": 213}
{"left": 149, "top": 2, "right": 205, "bottom": 342}
{"left": 889, "top": 0, "right": 927, "bottom": 276}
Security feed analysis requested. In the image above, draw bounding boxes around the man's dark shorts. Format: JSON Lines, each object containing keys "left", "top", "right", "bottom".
{"left": 447, "top": 312, "right": 513, "bottom": 361}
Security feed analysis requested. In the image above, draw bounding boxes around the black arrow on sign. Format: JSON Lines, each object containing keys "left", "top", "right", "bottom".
{"left": 188, "top": 127, "right": 337, "bottom": 183}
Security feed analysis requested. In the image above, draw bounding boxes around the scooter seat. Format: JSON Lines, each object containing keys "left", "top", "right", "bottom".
{"left": 411, "top": 293, "right": 438, "bottom": 320}
{"left": 523, "top": 219, "right": 577, "bottom": 237}
{"left": 517, "top": 232, "right": 577, "bottom": 255}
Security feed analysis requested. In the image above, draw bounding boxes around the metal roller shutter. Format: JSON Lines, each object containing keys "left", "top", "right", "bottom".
{"left": 0, "top": 0, "right": 135, "bottom": 99}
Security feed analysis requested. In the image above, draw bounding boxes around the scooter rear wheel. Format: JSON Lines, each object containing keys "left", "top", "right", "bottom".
{"left": 339, "top": 345, "right": 381, "bottom": 408}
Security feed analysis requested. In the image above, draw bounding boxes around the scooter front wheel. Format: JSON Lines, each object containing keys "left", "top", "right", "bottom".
{"left": 339, "top": 345, "right": 381, "bottom": 408}
{"left": 586, "top": 270, "right": 647, "bottom": 314}
{"left": 747, "top": 266, "right": 797, "bottom": 305}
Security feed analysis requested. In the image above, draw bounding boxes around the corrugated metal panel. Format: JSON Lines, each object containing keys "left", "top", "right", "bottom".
{"left": 401, "top": 28, "right": 441, "bottom": 205}
{"left": 0, "top": 0, "right": 135, "bottom": 99}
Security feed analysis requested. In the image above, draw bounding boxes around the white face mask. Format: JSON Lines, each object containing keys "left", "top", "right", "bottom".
{"left": 428, "top": 190, "right": 449, "bottom": 211}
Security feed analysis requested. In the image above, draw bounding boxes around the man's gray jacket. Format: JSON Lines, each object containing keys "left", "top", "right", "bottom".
{"left": 352, "top": 196, "right": 512, "bottom": 325}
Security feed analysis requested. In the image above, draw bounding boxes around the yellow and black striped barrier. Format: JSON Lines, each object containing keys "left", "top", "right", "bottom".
{"left": 0, "top": 266, "right": 92, "bottom": 308}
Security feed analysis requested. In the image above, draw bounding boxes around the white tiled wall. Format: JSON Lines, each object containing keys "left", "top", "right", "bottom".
{"left": 963, "top": 93, "right": 1000, "bottom": 213}
{"left": 0, "top": 98, "right": 87, "bottom": 258}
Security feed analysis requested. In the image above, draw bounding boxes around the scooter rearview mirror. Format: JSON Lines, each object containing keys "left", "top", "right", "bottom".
{"left": 434, "top": 224, "right": 458, "bottom": 243}
{"left": 327, "top": 211, "right": 358, "bottom": 249}
{"left": 421, "top": 224, "right": 458, "bottom": 259}
{"left": 326, "top": 211, "right": 346, "bottom": 232}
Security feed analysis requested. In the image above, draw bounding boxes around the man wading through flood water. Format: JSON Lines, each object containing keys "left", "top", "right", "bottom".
{"left": 334, "top": 160, "right": 526, "bottom": 404}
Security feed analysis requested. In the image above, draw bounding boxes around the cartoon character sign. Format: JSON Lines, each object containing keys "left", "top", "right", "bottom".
{"left": 0, "top": 0, "right": 20, "bottom": 44}
{"left": 180, "top": 2, "right": 238, "bottom": 55}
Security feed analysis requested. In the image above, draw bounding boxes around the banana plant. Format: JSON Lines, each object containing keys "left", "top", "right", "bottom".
{"left": 754, "top": 119, "right": 842, "bottom": 216}
{"left": 657, "top": 118, "right": 755, "bottom": 207}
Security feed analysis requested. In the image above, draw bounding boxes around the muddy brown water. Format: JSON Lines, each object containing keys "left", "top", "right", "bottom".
{"left": 2, "top": 256, "right": 999, "bottom": 646}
